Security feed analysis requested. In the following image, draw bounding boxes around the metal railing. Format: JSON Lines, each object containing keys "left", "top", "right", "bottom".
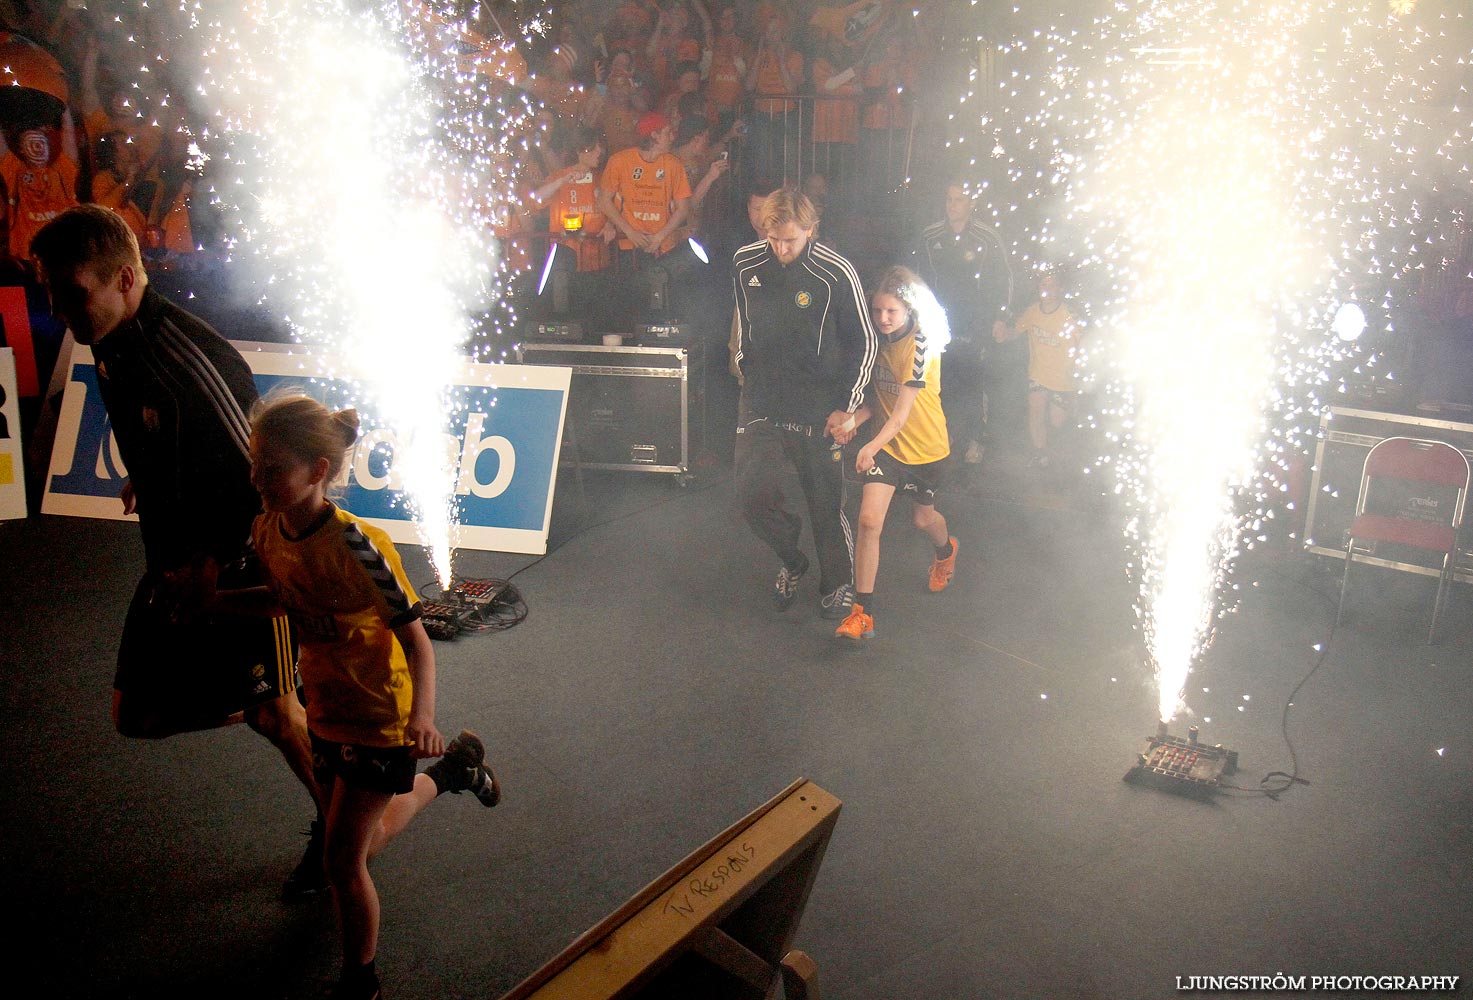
{"left": 726, "top": 93, "right": 923, "bottom": 208}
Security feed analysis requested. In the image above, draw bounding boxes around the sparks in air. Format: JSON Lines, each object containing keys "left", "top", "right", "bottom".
{"left": 950, "top": 1, "right": 1472, "bottom": 722}
{"left": 165, "top": 0, "right": 545, "bottom": 584}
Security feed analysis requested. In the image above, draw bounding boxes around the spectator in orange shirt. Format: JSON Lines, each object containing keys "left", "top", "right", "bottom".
{"left": 536, "top": 126, "right": 615, "bottom": 275}
{"left": 531, "top": 125, "right": 617, "bottom": 327}
{"left": 0, "top": 122, "right": 80, "bottom": 267}
{"left": 79, "top": 37, "right": 165, "bottom": 185}
{"left": 144, "top": 153, "right": 198, "bottom": 258}
{"left": 608, "top": 0, "right": 660, "bottom": 57}
{"left": 861, "top": 32, "right": 916, "bottom": 131}
{"left": 597, "top": 111, "right": 693, "bottom": 321}
{"left": 597, "top": 112, "right": 693, "bottom": 258}
{"left": 746, "top": 14, "right": 803, "bottom": 115}
{"left": 746, "top": 14, "right": 804, "bottom": 179}
{"left": 810, "top": 35, "right": 862, "bottom": 192}
{"left": 706, "top": 5, "right": 750, "bottom": 121}
{"left": 88, "top": 130, "right": 150, "bottom": 243}
{"left": 646, "top": 2, "right": 709, "bottom": 98}
{"left": 533, "top": 45, "right": 587, "bottom": 129}
{"left": 660, "top": 61, "right": 710, "bottom": 127}
{"left": 586, "top": 49, "right": 646, "bottom": 154}
{"left": 602, "top": 47, "right": 641, "bottom": 96}
{"left": 752, "top": 0, "right": 795, "bottom": 40}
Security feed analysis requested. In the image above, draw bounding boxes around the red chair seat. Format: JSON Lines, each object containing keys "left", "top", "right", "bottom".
{"left": 1349, "top": 513, "right": 1457, "bottom": 553}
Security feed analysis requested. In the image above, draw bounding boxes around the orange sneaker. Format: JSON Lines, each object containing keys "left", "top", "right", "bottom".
{"left": 928, "top": 537, "right": 958, "bottom": 592}
{"left": 834, "top": 605, "right": 875, "bottom": 640}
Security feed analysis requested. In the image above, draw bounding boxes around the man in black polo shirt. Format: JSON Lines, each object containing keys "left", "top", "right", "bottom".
{"left": 31, "top": 205, "right": 325, "bottom": 897}
{"left": 732, "top": 188, "right": 877, "bottom": 620}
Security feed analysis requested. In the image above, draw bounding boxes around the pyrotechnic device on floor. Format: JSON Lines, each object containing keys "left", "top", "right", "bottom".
{"left": 1125, "top": 723, "right": 1238, "bottom": 797}
{"left": 420, "top": 579, "right": 523, "bottom": 640}
{"left": 453, "top": 579, "right": 508, "bottom": 605}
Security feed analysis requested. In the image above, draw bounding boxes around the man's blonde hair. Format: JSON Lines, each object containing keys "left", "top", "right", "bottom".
{"left": 30, "top": 204, "right": 143, "bottom": 280}
{"left": 760, "top": 188, "right": 819, "bottom": 233}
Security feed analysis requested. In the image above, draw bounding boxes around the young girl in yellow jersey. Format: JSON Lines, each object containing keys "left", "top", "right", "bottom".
{"left": 223, "top": 394, "right": 500, "bottom": 1000}
{"left": 836, "top": 267, "right": 960, "bottom": 641}
{"left": 994, "top": 268, "right": 1080, "bottom": 468}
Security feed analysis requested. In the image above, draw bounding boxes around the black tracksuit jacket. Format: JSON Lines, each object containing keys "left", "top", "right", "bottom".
{"left": 91, "top": 286, "right": 261, "bottom": 573}
{"left": 731, "top": 237, "right": 878, "bottom": 427}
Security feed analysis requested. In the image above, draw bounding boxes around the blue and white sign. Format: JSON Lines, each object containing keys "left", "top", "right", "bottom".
{"left": 42, "top": 343, "right": 570, "bottom": 555}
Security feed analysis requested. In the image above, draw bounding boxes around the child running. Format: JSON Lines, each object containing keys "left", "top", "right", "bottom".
{"left": 836, "top": 267, "right": 959, "bottom": 641}
{"left": 222, "top": 393, "right": 500, "bottom": 1000}
{"left": 993, "top": 267, "right": 1080, "bottom": 469}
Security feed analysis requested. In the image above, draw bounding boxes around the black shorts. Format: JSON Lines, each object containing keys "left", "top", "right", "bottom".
{"left": 1028, "top": 381, "right": 1076, "bottom": 409}
{"left": 310, "top": 732, "right": 417, "bottom": 795}
{"left": 843, "top": 446, "right": 947, "bottom": 505}
{"left": 114, "top": 558, "right": 297, "bottom": 720}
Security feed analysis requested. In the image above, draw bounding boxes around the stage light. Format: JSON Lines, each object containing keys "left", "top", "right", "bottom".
{"left": 537, "top": 242, "right": 558, "bottom": 296}
{"left": 1332, "top": 302, "right": 1367, "bottom": 342}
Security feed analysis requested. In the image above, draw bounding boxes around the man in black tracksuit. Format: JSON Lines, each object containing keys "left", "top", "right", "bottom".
{"left": 910, "top": 181, "right": 1014, "bottom": 463}
{"left": 31, "top": 205, "right": 325, "bottom": 897}
{"left": 732, "top": 188, "right": 877, "bottom": 620}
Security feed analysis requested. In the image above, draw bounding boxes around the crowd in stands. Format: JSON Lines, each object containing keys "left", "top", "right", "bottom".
{"left": 489, "top": 0, "right": 950, "bottom": 324}
{"left": 0, "top": 1, "right": 945, "bottom": 293}
{"left": 0, "top": 2, "right": 201, "bottom": 276}
{"left": 10, "top": 1, "right": 1463, "bottom": 455}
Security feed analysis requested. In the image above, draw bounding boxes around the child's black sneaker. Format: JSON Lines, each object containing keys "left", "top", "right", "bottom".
{"left": 427, "top": 730, "right": 501, "bottom": 807}
{"left": 467, "top": 763, "right": 502, "bottom": 807}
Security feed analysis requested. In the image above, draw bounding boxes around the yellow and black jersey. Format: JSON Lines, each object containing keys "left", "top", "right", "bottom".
{"left": 253, "top": 504, "right": 422, "bottom": 748}
{"left": 871, "top": 323, "right": 949, "bottom": 466}
{"left": 1016, "top": 301, "right": 1079, "bottom": 392}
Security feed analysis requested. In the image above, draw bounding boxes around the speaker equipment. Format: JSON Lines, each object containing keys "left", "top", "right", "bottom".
{"left": 634, "top": 322, "right": 695, "bottom": 345}
{"left": 1304, "top": 405, "right": 1473, "bottom": 583}
{"left": 516, "top": 342, "right": 703, "bottom": 479}
{"left": 523, "top": 321, "right": 584, "bottom": 343}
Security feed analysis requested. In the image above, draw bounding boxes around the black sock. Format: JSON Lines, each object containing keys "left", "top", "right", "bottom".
{"left": 934, "top": 539, "right": 954, "bottom": 560}
{"left": 425, "top": 759, "right": 455, "bottom": 795}
{"left": 857, "top": 592, "right": 873, "bottom": 613}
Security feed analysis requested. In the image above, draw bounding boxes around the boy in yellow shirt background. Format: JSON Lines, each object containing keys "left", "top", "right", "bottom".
{"left": 995, "top": 269, "right": 1081, "bottom": 470}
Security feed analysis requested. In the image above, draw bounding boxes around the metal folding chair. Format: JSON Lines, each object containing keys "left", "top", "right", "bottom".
{"left": 1335, "top": 435, "right": 1471, "bottom": 643}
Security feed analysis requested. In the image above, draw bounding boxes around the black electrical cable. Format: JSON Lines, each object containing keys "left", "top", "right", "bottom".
{"left": 1216, "top": 562, "right": 1335, "bottom": 799}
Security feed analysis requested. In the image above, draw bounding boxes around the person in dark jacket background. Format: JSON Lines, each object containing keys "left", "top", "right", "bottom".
{"left": 910, "top": 180, "right": 1014, "bottom": 464}
{"left": 732, "top": 188, "right": 877, "bottom": 622}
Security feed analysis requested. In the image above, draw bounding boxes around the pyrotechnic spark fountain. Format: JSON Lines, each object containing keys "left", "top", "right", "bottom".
{"left": 164, "top": 0, "right": 545, "bottom": 585}
{"left": 946, "top": 0, "right": 1473, "bottom": 725}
